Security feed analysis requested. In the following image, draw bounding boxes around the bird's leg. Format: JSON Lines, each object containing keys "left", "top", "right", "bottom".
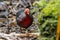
{"left": 20, "top": 27, "right": 27, "bottom": 33}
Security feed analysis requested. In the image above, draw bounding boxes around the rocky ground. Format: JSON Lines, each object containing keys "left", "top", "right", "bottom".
{"left": 0, "top": 0, "right": 40, "bottom": 40}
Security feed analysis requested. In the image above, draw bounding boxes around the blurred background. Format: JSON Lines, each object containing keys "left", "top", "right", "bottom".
{"left": 32, "top": 0, "right": 60, "bottom": 40}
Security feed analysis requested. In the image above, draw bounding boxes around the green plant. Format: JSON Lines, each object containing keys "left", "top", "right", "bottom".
{"left": 33, "top": 0, "right": 60, "bottom": 40}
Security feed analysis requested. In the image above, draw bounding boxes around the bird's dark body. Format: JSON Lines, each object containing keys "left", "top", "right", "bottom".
{"left": 16, "top": 9, "right": 33, "bottom": 28}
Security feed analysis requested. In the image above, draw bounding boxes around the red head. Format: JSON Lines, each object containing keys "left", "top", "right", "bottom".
{"left": 24, "top": 8, "right": 30, "bottom": 15}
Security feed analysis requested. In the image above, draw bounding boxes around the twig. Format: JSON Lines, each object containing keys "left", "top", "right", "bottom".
{"left": 15, "top": 33, "right": 40, "bottom": 37}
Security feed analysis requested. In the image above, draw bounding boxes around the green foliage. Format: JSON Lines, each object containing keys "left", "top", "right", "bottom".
{"left": 33, "top": 0, "right": 60, "bottom": 40}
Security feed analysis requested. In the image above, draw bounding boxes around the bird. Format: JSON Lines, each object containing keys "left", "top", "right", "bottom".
{"left": 16, "top": 8, "right": 33, "bottom": 29}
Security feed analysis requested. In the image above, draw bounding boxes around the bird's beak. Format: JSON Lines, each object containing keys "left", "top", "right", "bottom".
{"left": 26, "top": 13, "right": 30, "bottom": 15}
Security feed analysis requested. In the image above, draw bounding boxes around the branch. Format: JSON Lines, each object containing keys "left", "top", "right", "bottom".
{"left": 15, "top": 33, "right": 40, "bottom": 37}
